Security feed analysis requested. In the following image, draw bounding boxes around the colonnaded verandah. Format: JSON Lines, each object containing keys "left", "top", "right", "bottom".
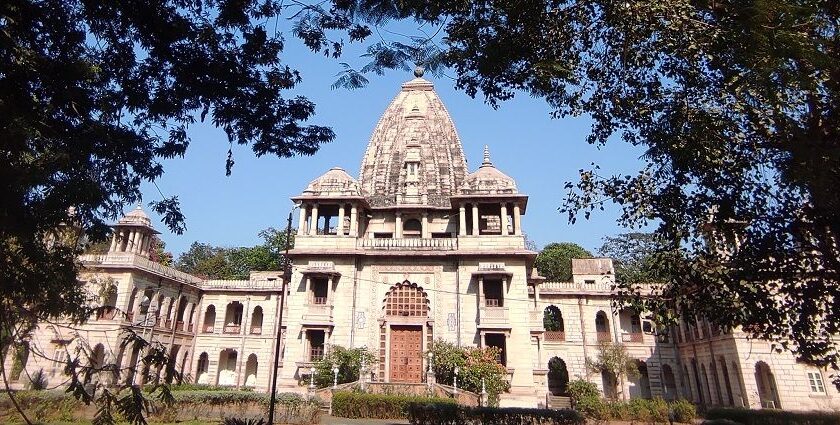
{"left": 11, "top": 70, "right": 840, "bottom": 410}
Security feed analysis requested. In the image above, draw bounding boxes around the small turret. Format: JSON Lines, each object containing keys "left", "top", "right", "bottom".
{"left": 108, "top": 205, "right": 159, "bottom": 258}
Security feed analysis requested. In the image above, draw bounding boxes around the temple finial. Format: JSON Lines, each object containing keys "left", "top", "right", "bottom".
{"left": 414, "top": 65, "right": 425, "bottom": 78}
{"left": 481, "top": 145, "right": 493, "bottom": 167}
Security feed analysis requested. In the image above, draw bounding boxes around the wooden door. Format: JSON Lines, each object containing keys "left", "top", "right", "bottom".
{"left": 389, "top": 325, "right": 422, "bottom": 382}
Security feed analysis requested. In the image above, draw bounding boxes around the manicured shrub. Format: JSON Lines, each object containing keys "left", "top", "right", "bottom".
{"left": 331, "top": 391, "right": 455, "bottom": 419}
{"left": 566, "top": 379, "right": 599, "bottom": 405}
{"left": 407, "top": 404, "right": 585, "bottom": 425}
{"left": 705, "top": 407, "right": 840, "bottom": 425}
{"left": 670, "top": 399, "right": 697, "bottom": 423}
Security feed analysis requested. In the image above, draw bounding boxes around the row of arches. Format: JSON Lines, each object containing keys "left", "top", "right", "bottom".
{"left": 124, "top": 288, "right": 197, "bottom": 330}
{"left": 201, "top": 303, "right": 264, "bottom": 334}
{"left": 541, "top": 307, "right": 616, "bottom": 342}
{"left": 195, "top": 350, "right": 259, "bottom": 387}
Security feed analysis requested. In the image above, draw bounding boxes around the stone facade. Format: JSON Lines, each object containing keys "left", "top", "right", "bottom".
{"left": 9, "top": 73, "right": 840, "bottom": 411}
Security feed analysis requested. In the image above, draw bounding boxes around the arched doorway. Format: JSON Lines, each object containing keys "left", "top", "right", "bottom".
{"left": 223, "top": 302, "right": 244, "bottom": 334}
{"left": 217, "top": 349, "right": 237, "bottom": 386}
{"left": 720, "top": 357, "right": 734, "bottom": 405}
{"left": 755, "top": 361, "right": 781, "bottom": 409}
{"left": 244, "top": 354, "right": 258, "bottom": 387}
{"left": 196, "top": 352, "right": 209, "bottom": 384}
{"left": 383, "top": 280, "right": 429, "bottom": 383}
{"left": 662, "top": 364, "right": 678, "bottom": 400}
{"left": 629, "top": 360, "right": 651, "bottom": 399}
{"left": 691, "top": 359, "right": 704, "bottom": 404}
{"left": 547, "top": 357, "right": 569, "bottom": 396}
{"left": 601, "top": 370, "right": 618, "bottom": 400}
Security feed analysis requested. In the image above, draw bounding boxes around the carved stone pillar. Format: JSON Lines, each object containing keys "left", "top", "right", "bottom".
{"left": 472, "top": 204, "right": 479, "bottom": 236}
{"left": 513, "top": 204, "right": 522, "bottom": 236}
{"left": 298, "top": 206, "right": 307, "bottom": 236}
{"left": 459, "top": 204, "right": 466, "bottom": 236}
{"left": 309, "top": 204, "right": 319, "bottom": 236}
{"left": 478, "top": 276, "right": 485, "bottom": 308}
{"left": 421, "top": 213, "right": 429, "bottom": 238}
{"left": 500, "top": 203, "right": 509, "bottom": 236}
{"left": 350, "top": 205, "right": 358, "bottom": 237}
{"left": 109, "top": 232, "right": 118, "bottom": 252}
{"left": 337, "top": 204, "right": 346, "bottom": 236}
{"left": 395, "top": 212, "right": 402, "bottom": 238}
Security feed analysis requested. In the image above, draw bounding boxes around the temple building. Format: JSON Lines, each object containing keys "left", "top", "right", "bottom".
{"left": 10, "top": 71, "right": 840, "bottom": 410}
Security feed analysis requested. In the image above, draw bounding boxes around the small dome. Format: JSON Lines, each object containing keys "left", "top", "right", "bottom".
{"left": 117, "top": 205, "right": 153, "bottom": 228}
{"left": 463, "top": 146, "right": 518, "bottom": 195}
{"left": 302, "top": 167, "right": 364, "bottom": 197}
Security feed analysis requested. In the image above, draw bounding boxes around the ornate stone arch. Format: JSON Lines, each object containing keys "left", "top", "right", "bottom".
{"left": 382, "top": 280, "right": 430, "bottom": 317}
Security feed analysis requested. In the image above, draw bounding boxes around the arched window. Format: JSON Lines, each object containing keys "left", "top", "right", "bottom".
{"left": 203, "top": 305, "right": 216, "bottom": 333}
{"left": 196, "top": 352, "right": 209, "bottom": 385}
{"left": 384, "top": 280, "right": 429, "bottom": 317}
{"left": 543, "top": 305, "right": 565, "bottom": 341}
{"left": 701, "top": 364, "right": 712, "bottom": 404}
{"left": 403, "top": 219, "right": 422, "bottom": 238}
{"left": 250, "top": 306, "right": 264, "bottom": 334}
{"left": 755, "top": 361, "right": 781, "bottom": 409}
{"left": 125, "top": 287, "right": 138, "bottom": 321}
{"left": 595, "top": 311, "right": 610, "bottom": 341}
{"left": 720, "top": 358, "right": 734, "bottom": 405}
{"left": 547, "top": 357, "right": 569, "bottom": 396}
{"left": 245, "top": 354, "right": 258, "bottom": 387}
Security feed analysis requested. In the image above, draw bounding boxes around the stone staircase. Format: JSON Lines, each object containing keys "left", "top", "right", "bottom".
{"left": 546, "top": 395, "right": 572, "bottom": 409}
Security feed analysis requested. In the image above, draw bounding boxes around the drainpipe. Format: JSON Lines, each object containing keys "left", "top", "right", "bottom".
{"left": 455, "top": 258, "right": 461, "bottom": 347}
{"left": 350, "top": 255, "right": 359, "bottom": 348}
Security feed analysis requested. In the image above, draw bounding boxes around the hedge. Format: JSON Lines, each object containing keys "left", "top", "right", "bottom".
{"left": 407, "top": 404, "right": 584, "bottom": 425}
{"left": 705, "top": 408, "right": 840, "bottom": 425}
{"left": 330, "top": 391, "right": 456, "bottom": 419}
{"left": 575, "top": 396, "right": 696, "bottom": 423}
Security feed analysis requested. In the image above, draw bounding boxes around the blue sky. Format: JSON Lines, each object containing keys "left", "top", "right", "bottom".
{"left": 139, "top": 33, "right": 648, "bottom": 257}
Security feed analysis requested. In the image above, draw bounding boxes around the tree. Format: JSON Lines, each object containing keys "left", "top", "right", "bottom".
{"left": 148, "top": 237, "right": 174, "bottom": 267}
{"left": 174, "top": 227, "right": 295, "bottom": 279}
{"left": 586, "top": 342, "right": 639, "bottom": 401}
{"left": 313, "top": 345, "right": 376, "bottom": 388}
{"left": 535, "top": 242, "right": 592, "bottom": 281}
{"left": 598, "top": 233, "right": 665, "bottom": 286}
{"left": 427, "top": 339, "right": 510, "bottom": 406}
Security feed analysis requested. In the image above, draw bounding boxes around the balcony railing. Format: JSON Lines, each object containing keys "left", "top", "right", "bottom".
{"left": 303, "top": 304, "right": 333, "bottom": 324}
{"left": 545, "top": 331, "right": 566, "bottom": 342}
{"left": 312, "top": 296, "right": 327, "bottom": 305}
{"left": 478, "top": 306, "right": 509, "bottom": 328}
{"left": 175, "top": 321, "right": 184, "bottom": 331}
{"left": 203, "top": 324, "right": 215, "bottom": 333}
{"left": 165, "top": 319, "right": 173, "bottom": 329}
{"left": 357, "top": 237, "right": 456, "bottom": 250}
{"left": 485, "top": 298, "right": 502, "bottom": 307}
{"left": 310, "top": 347, "right": 324, "bottom": 362}
{"left": 224, "top": 324, "right": 241, "bottom": 334}
{"left": 125, "top": 312, "right": 134, "bottom": 323}
{"left": 621, "top": 332, "right": 644, "bottom": 343}
{"left": 596, "top": 331, "right": 612, "bottom": 342}
{"left": 250, "top": 326, "right": 262, "bottom": 335}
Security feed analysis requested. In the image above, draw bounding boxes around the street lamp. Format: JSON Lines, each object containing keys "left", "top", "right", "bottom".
{"left": 332, "top": 365, "right": 339, "bottom": 389}
{"left": 268, "top": 208, "right": 296, "bottom": 425}
{"left": 453, "top": 366, "right": 460, "bottom": 394}
{"left": 309, "top": 366, "right": 316, "bottom": 390}
{"left": 480, "top": 377, "right": 487, "bottom": 407}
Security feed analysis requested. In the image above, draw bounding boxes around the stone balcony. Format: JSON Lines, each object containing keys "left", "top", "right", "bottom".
{"left": 302, "top": 304, "right": 333, "bottom": 325}
{"left": 621, "top": 332, "right": 645, "bottom": 343}
{"left": 478, "top": 306, "right": 509, "bottom": 329}
{"left": 358, "top": 237, "right": 457, "bottom": 250}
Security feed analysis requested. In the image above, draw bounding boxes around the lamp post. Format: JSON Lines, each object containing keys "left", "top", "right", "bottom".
{"left": 332, "top": 365, "right": 339, "bottom": 389}
{"left": 480, "top": 377, "right": 487, "bottom": 407}
{"left": 453, "top": 366, "right": 460, "bottom": 394}
{"left": 268, "top": 209, "right": 295, "bottom": 425}
{"left": 309, "top": 366, "right": 316, "bottom": 390}
{"left": 426, "top": 352, "right": 434, "bottom": 388}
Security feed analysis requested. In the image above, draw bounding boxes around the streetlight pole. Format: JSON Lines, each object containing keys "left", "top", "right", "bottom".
{"left": 268, "top": 210, "right": 294, "bottom": 425}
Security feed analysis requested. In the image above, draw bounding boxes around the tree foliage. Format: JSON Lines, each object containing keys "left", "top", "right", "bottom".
{"left": 313, "top": 345, "right": 376, "bottom": 388}
{"left": 427, "top": 339, "right": 510, "bottom": 406}
{"left": 175, "top": 227, "right": 294, "bottom": 279}
{"left": 585, "top": 342, "right": 639, "bottom": 401}
{"left": 598, "top": 233, "right": 666, "bottom": 286}
{"left": 535, "top": 242, "right": 592, "bottom": 281}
